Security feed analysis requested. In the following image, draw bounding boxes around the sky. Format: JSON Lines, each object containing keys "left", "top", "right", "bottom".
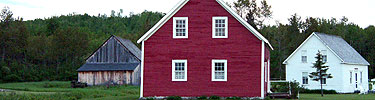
{"left": 0, "top": 0, "right": 374, "bottom": 28}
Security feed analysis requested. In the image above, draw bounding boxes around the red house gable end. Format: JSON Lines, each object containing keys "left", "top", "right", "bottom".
{"left": 141, "top": 0, "right": 269, "bottom": 98}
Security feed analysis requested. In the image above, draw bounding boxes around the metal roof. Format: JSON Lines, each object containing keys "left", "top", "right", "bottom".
{"left": 77, "top": 63, "right": 139, "bottom": 72}
{"left": 114, "top": 36, "right": 141, "bottom": 60}
{"left": 315, "top": 32, "right": 370, "bottom": 65}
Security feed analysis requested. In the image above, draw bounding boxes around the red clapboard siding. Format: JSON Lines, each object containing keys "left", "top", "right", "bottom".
{"left": 143, "top": 0, "right": 264, "bottom": 97}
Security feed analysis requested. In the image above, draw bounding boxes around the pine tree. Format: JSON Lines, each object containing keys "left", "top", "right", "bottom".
{"left": 309, "top": 50, "right": 333, "bottom": 96}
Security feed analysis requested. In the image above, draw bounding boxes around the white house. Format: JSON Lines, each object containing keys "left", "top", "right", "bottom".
{"left": 283, "top": 32, "right": 370, "bottom": 93}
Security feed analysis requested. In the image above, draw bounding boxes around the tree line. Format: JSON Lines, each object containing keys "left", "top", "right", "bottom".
{"left": 0, "top": 0, "right": 374, "bottom": 83}
{"left": 0, "top": 7, "right": 164, "bottom": 82}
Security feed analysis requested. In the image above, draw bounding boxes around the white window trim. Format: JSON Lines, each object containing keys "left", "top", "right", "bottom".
{"left": 172, "top": 59, "right": 187, "bottom": 81}
{"left": 212, "top": 17, "right": 228, "bottom": 38}
{"left": 302, "top": 72, "right": 309, "bottom": 85}
{"left": 173, "top": 17, "right": 188, "bottom": 38}
{"left": 350, "top": 71, "right": 352, "bottom": 84}
{"left": 212, "top": 59, "right": 227, "bottom": 81}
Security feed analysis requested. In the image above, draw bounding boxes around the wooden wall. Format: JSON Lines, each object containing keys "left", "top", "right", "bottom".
{"left": 78, "top": 36, "right": 141, "bottom": 86}
{"left": 78, "top": 70, "right": 140, "bottom": 86}
{"left": 86, "top": 36, "right": 139, "bottom": 63}
{"left": 142, "top": 0, "right": 263, "bottom": 97}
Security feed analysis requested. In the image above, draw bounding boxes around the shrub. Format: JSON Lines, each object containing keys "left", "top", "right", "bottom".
{"left": 271, "top": 82, "right": 289, "bottom": 92}
{"left": 300, "top": 89, "right": 337, "bottom": 94}
{"left": 209, "top": 95, "right": 220, "bottom": 99}
{"left": 290, "top": 81, "right": 304, "bottom": 98}
{"left": 146, "top": 97, "right": 155, "bottom": 100}
{"left": 3, "top": 74, "right": 21, "bottom": 82}
{"left": 263, "top": 96, "right": 272, "bottom": 100}
{"left": 197, "top": 95, "right": 207, "bottom": 99}
{"left": 166, "top": 96, "right": 182, "bottom": 100}
{"left": 226, "top": 96, "right": 241, "bottom": 100}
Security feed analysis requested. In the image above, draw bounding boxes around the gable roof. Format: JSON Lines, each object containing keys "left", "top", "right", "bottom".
{"left": 77, "top": 63, "right": 139, "bottom": 72}
{"left": 113, "top": 36, "right": 141, "bottom": 60}
{"left": 136, "top": 0, "right": 273, "bottom": 50}
{"left": 86, "top": 35, "right": 141, "bottom": 61}
{"left": 283, "top": 32, "right": 370, "bottom": 65}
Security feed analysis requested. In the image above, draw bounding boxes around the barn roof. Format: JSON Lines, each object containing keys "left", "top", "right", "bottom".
{"left": 113, "top": 36, "right": 141, "bottom": 60}
{"left": 85, "top": 35, "right": 141, "bottom": 61}
{"left": 314, "top": 32, "right": 370, "bottom": 65}
{"left": 77, "top": 63, "right": 140, "bottom": 72}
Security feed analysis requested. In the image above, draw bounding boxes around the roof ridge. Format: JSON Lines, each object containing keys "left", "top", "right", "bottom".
{"left": 313, "top": 32, "right": 370, "bottom": 65}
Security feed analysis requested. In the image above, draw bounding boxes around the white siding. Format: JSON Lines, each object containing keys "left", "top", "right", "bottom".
{"left": 340, "top": 64, "right": 369, "bottom": 93}
{"left": 285, "top": 35, "right": 369, "bottom": 93}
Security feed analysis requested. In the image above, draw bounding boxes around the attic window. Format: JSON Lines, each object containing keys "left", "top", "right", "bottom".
{"left": 173, "top": 17, "right": 188, "bottom": 38}
{"left": 321, "top": 50, "right": 327, "bottom": 63}
{"left": 212, "top": 17, "right": 228, "bottom": 38}
{"left": 212, "top": 59, "right": 227, "bottom": 81}
{"left": 172, "top": 60, "right": 187, "bottom": 81}
{"left": 301, "top": 50, "right": 307, "bottom": 63}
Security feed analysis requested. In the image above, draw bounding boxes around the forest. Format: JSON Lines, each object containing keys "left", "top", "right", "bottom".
{"left": 0, "top": 0, "right": 374, "bottom": 82}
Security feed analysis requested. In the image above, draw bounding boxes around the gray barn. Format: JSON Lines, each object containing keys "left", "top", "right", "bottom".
{"left": 77, "top": 35, "right": 141, "bottom": 86}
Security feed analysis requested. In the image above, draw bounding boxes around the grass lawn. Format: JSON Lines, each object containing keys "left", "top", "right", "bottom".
{"left": 298, "top": 94, "right": 375, "bottom": 100}
{"left": 1, "top": 81, "right": 375, "bottom": 100}
{"left": 0, "top": 81, "right": 139, "bottom": 100}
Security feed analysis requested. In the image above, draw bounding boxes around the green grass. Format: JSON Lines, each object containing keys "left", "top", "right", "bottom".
{"left": 1, "top": 81, "right": 375, "bottom": 100}
{"left": 298, "top": 94, "right": 375, "bottom": 100}
{"left": 0, "top": 81, "right": 139, "bottom": 100}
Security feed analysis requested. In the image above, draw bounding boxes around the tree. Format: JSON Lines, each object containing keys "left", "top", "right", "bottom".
{"left": 309, "top": 51, "right": 333, "bottom": 97}
{"left": 232, "top": 0, "right": 272, "bottom": 29}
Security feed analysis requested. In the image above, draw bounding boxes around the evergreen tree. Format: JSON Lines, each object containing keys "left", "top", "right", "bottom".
{"left": 309, "top": 51, "right": 333, "bottom": 96}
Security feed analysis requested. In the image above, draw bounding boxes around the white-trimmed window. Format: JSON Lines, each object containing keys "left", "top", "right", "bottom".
{"left": 302, "top": 72, "right": 309, "bottom": 84}
{"left": 172, "top": 60, "right": 187, "bottom": 81}
{"left": 212, "top": 17, "right": 228, "bottom": 38}
{"left": 212, "top": 59, "right": 227, "bottom": 81}
{"left": 321, "top": 50, "right": 327, "bottom": 63}
{"left": 360, "top": 71, "right": 363, "bottom": 84}
{"left": 350, "top": 71, "right": 352, "bottom": 84}
{"left": 173, "top": 17, "right": 188, "bottom": 38}
{"left": 301, "top": 50, "right": 307, "bottom": 63}
{"left": 321, "top": 78, "right": 326, "bottom": 84}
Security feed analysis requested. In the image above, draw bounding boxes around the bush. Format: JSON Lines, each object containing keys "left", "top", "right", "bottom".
{"left": 209, "top": 95, "right": 220, "bottom": 99}
{"left": 271, "top": 82, "right": 289, "bottom": 92}
{"left": 290, "top": 81, "right": 304, "bottom": 98}
{"left": 197, "top": 95, "right": 207, "bottom": 99}
{"left": 3, "top": 74, "right": 21, "bottom": 82}
{"left": 145, "top": 97, "right": 155, "bottom": 100}
{"left": 301, "top": 89, "right": 337, "bottom": 94}
{"left": 166, "top": 96, "right": 182, "bottom": 100}
{"left": 226, "top": 96, "right": 241, "bottom": 100}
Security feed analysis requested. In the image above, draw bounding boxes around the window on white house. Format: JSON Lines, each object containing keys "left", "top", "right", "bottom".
{"left": 302, "top": 72, "right": 309, "bottom": 84}
{"left": 172, "top": 60, "right": 187, "bottom": 81}
{"left": 360, "top": 72, "right": 362, "bottom": 84}
{"left": 350, "top": 71, "right": 352, "bottom": 84}
{"left": 212, "top": 17, "right": 228, "bottom": 38}
{"left": 301, "top": 50, "right": 307, "bottom": 63}
{"left": 212, "top": 59, "right": 227, "bottom": 81}
{"left": 321, "top": 50, "right": 327, "bottom": 63}
{"left": 173, "top": 17, "right": 188, "bottom": 38}
{"left": 321, "top": 78, "right": 326, "bottom": 84}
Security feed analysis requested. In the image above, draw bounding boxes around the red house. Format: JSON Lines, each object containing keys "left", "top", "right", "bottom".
{"left": 137, "top": 0, "right": 272, "bottom": 98}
